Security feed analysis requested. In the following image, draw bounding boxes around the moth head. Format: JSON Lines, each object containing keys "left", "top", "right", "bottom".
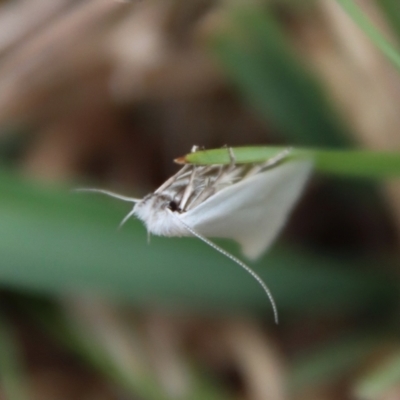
{"left": 166, "top": 200, "right": 182, "bottom": 212}
{"left": 132, "top": 193, "right": 186, "bottom": 237}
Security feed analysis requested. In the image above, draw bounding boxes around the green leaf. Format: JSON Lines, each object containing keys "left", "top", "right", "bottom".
{"left": 179, "top": 146, "right": 400, "bottom": 178}
{"left": 355, "top": 350, "right": 400, "bottom": 400}
{"left": 20, "top": 298, "right": 231, "bottom": 400}
{"left": 336, "top": 0, "right": 400, "bottom": 72}
{"left": 28, "top": 301, "right": 173, "bottom": 400}
{"left": 209, "top": 5, "right": 350, "bottom": 147}
{"left": 377, "top": 0, "right": 400, "bottom": 42}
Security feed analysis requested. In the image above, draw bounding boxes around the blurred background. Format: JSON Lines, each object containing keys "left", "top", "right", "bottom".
{"left": 0, "top": 0, "right": 400, "bottom": 399}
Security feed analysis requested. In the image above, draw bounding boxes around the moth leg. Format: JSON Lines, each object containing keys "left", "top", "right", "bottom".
{"left": 118, "top": 208, "right": 136, "bottom": 229}
{"left": 186, "top": 176, "right": 215, "bottom": 209}
{"left": 185, "top": 148, "right": 242, "bottom": 210}
{"left": 193, "top": 152, "right": 242, "bottom": 205}
{"left": 262, "top": 147, "right": 292, "bottom": 169}
{"left": 211, "top": 163, "right": 242, "bottom": 187}
{"left": 219, "top": 144, "right": 235, "bottom": 165}
{"left": 215, "top": 145, "right": 237, "bottom": 172}
{"left": 212, "top": 147, "right": 239, "bottom": 180}
{"left": 245, "top": 147, "right": 292, "bottom": 177}
{"left": 210, "top": 164, "right": 224, "bottom": 181}
{"left": 223, "top": 147, "right": 246, "bottom": 178}
{"left": 220, "top": 149, "right": 246, "bottom": 186}
{"left": 228, "top": 147, "right": 236, "bottom": 166}
{"left": 187, "top": 187, "right": 212, "bottom": 210}
{"left": 179, "top": 166, "right": 197, "bottom": 210}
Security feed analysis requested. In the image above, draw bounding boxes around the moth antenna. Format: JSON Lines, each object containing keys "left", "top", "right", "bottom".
{"left": 169, "top": 211, "right": 278, "bottom": 324}
{"left": 74, "top": 188, "right": 141, "bottom": 203}
{"left": 118, "top": 208, "right": 136, "bottom": 229}
{"left": 180, "top": 167, "right": 197, "bottom": 210}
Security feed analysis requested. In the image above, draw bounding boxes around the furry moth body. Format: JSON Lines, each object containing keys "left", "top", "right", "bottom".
{"left": 79, "top": 148, "right": 312, "bottom": 323}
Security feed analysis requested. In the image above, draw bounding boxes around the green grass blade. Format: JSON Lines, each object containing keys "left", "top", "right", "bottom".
{"left": 355, "top": 350, "right": 400, "bottom": 400}
{"left": 20, "top": 299, "right": 231, "bottom": 400}
{"left": 209, "top": 5, "right": 350, "bottom": 147}
{"left": 180, "top": 146, "right": 400, "bottom": 178}
{"left": 336, "top": 0, "right": 400, "bottom": 72}
{"left": 377, "top": 0, "right": 400, "bottom": 41}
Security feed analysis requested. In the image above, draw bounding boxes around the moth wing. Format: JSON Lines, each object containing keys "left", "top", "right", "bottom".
{"left": 180, "top": 160, "right": 312, "bottom": 259}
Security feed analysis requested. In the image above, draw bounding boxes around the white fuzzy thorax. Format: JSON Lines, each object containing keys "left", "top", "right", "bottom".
{"left": 133, "top": 194, "right": 188, "bottom": 237}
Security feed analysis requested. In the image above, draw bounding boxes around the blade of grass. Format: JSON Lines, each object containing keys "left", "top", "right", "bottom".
{"left": 336, "top": 0, "right": 400, "bottom": 72}
{"left": 377, "top": 0, "right": 400, "bottom": 41}
{"left": 179, "top": 146, "right": 400, "bottom": 179}
{"left": 20, "top": 298, "right": 231, "bottom": 400}
{"left": 0, "top": 169, "right": 396, "bottom": 319}
{"left": 355, "top": 350, "right": 400, "bottom": 400}
{"left": 209, "top": 5, "right": 350, "bottom": 147}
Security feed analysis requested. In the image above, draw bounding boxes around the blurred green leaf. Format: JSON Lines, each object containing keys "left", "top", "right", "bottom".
{"left": 337, "top": 0, "right": 400, "bottom": 72}
{"left": 378, "top": 0, "right": 400, "bottom": 41}
{"left": 0, "top": 169, "right": 396, "bottom": 321}
{"left": 20, "top": 298, "right": 231, "bottom": 400}
{"left": 0, "top": 311, "right": 29, "bottom": 400}
{"left": 209, "top": 5, "right": 350, "bottom": 147}
{"left": 355, "top": 350, "right": 400, "bottom": 400}
{"left": 181, "top": 146, "right": 400, "bottom": 178}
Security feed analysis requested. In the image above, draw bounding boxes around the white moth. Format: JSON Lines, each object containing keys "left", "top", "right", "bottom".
{"left": 78, "top": 148, "right": 312, "bottom": 323}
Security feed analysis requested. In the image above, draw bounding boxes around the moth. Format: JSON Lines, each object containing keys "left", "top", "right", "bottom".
{"left": 78, "top": 147, "right": 312, "bottom": 323}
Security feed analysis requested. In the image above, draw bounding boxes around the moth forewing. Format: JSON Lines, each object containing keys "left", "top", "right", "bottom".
{"left": 180, "top": 160, "right": 312, "bottom": 259}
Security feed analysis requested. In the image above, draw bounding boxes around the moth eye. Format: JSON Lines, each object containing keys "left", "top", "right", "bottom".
{"left": 168, "top": 201, "right": 180, "bottom": 212}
